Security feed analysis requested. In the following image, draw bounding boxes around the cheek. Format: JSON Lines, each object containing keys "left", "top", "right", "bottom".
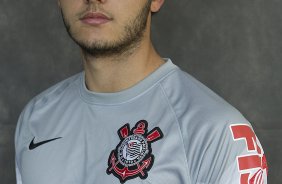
{"left": 60, "top": 1, "right": 83, "bottom": 21}
{"left": 113, "top": 10, "right": 135, "bottom": 28}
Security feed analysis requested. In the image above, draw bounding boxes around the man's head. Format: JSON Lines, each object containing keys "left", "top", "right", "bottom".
{"left": 58, "top": 0, "right": 164, "bottom": 58}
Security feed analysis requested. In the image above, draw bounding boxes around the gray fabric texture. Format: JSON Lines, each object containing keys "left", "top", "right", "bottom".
{"left": 15, "top": 60, "right": 267, "bottom": 184}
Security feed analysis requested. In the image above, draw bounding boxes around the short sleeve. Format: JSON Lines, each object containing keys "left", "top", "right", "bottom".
{"left": 187, "top": 121, "right": 268, "bottom": 184}
{"left": 16, "top": 161, "right": 23, "bottom": 184}
{"left": 15, "top": 111, "right": 24, "bottom": 184}
{"left": 14, "top": 102, "right": 33, "bottom": 184}
{"left": 217, "top": 123, "right": 268, "bottom": 184}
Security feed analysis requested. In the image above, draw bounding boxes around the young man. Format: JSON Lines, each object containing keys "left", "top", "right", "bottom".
{"left": 15, "top": 0, "right": 268, "bottom": 183}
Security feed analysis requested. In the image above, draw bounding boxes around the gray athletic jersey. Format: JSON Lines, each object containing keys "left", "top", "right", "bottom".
{"left": 15, "top": 59, "right": 268, "bottom": 184}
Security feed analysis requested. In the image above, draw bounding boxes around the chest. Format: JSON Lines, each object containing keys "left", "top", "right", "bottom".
{"left": 18, "top": 102, "right": 190, "bottom": 184}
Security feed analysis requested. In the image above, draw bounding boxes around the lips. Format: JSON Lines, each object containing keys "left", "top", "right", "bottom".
{"left": 80, "top": 12, "right": 112, "bottom": 26}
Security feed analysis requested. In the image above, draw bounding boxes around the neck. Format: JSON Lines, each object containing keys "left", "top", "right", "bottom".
{"left": 82, "top": 38, "right": 164, "bottom": 93}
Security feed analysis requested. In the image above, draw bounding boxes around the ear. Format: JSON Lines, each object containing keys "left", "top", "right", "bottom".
{"left": 151, "top": 0, "right": 165, "bottom": 13}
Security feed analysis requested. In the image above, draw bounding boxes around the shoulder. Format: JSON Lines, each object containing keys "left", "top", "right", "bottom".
{"left": 15, "top": 72, "right": 82, "bottom": 142}
{"left": 159, "top": 65, "right": 255, "bottom": 151}
{"left": 159, "top": 66, "right": 247, "bottom": 128}
{"left": 159, "top": 65, "right": 251, "bottom": 149}
{"left": 23, "top": 72, "right": 81, "bottom": 114}
{"left": 159, "top": 64, "right": 267, "bottom": 183}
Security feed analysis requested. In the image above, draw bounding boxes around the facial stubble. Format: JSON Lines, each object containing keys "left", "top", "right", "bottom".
{"left": 61, "top": 1, "right": 152, "bottom": 58}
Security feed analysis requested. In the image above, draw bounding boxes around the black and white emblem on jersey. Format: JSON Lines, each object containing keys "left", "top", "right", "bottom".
{"left": 107, "top": 120, "right": 163, "bottom": 183}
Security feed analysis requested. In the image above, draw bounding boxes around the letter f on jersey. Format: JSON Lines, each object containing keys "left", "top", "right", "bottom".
{"left": 230, "top": 124, "right": 268, "bottom": 184}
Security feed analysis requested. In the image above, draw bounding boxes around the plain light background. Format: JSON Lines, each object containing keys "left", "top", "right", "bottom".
{"left": 1, "top": 0, "right": 281, "bottom": 183}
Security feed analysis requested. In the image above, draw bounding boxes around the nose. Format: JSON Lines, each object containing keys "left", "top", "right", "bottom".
{"left": 85, "top": 0, "right": 106, "bottom": 4}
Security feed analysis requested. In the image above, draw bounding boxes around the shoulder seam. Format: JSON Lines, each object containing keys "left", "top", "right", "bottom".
{"left": 158, "top": 83, "right": 193, "bottom": 183}
{"left": 33, "top": 74, "right": 80, "bottom": 108}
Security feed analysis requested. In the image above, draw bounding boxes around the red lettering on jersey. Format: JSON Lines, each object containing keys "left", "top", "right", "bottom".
{"left": 230, "top": 124, "right": 268, "bottom": 184}
{"left": 231, "top": 125, "right": 261, "bottom": 154}
{"left": 241, "top": 173, "right": 250, "bottom": 184}
{"left": 238, "top": 155, "right": 261, "bottom": 170}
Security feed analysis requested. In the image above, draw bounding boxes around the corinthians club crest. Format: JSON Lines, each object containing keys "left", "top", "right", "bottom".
{"left": 107, "top": 120, "right": 163, "bottom": 183}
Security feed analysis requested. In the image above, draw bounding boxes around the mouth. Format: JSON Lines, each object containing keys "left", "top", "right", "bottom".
{"left": 80, "top": 12, "right": 112, "bottom": 26}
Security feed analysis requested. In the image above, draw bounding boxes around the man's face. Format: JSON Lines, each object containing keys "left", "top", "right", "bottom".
{"left": 58, "top": 0, "right": 153, "bottom": 57}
